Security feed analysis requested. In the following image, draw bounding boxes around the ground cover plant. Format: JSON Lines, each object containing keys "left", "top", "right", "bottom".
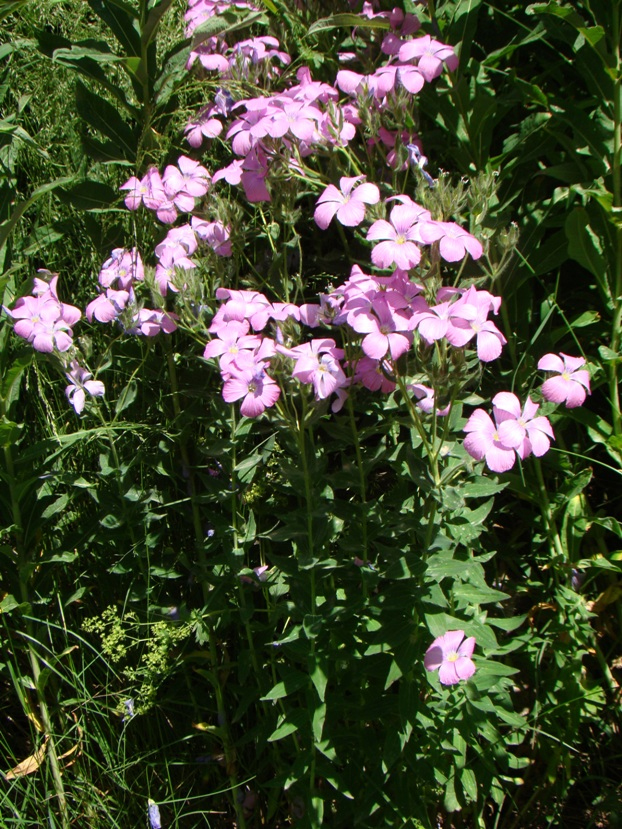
{"left": 1, "top": 0, "right": 621, "bottom": 827}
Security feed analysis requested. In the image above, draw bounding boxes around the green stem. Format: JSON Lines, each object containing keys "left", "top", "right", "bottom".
{"left": 164, "top": 358, "right": 246, "bottom": 827}
{"left": 295, "top": 404, "right": 319, "bottom": 809}
{"left": 610, "top": 3, "right": 622, "bottom": 435}
{"left": 165, "top": 344, "right": 205, "bottom": 574}
{"left": 533, "top": 459, "right": 565, "bottom": 562}
{"left": 346, "top": 394, "right": 368, "bottom": 563}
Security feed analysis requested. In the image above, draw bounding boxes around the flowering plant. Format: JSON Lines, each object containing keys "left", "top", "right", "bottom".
{"left": 1, "top": 1, "right": 612, "bottom": 828}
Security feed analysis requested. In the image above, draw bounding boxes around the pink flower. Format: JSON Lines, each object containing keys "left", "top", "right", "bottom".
{"left": 86, "top": 289, "right": 131, "bottom": 323}
{"left": 314, "top": 176, "right": 380, "bottom": 230}
{"left": 120, "top": 168, "right": 166, "bottom": 211}
{"left": 492, "top": 392, "right": 554, "bottom": 459}
{"left": 352, "top": 356, "right": 395, "bottom": 393}
{"left": 423, "top": 221, "right": 483, "bottom": 262}
{"left": 9, "top": 290, "right": 80, "bottom": 353}
{"left": 424, "top": 630, "right": 476, "bottom": 685}
{"left": 410, "top": 384, "right": 450, "bottom": 417}
{"left": 349, "top": 297, "right": 412, "bottom": 361}
{"left": 367, "top": 203, "right": 426, "bottom": 270}
{"left": 163, "top": 155, "right": 211, "bottom": 200}
{"left": 192, "top": 219, "right": 232, "bottom": 256}
{"left": 286, "top": 338, "right": 347, "bottom": 401}
{"left": 127, "top": 308, "right": 178, "bottom": 337}
{"left": 222, "top": 361, "right": 280, "bottom": 417}
{"left": 538, "top": 352, "right": 591, "bottom": 408}
{"left": 398, "top": 35, "right": 459, "bottom": 82}
{"left": 463, "top": 393, "right": 554, "bottom": 472}
{"left": 463, "top": 408, "right": 517, "bottom": 473}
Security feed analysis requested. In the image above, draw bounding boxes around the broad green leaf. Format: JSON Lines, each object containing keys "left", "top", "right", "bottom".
{"left": 453, "top": 583, "right": 510, "bottom": 606}
{"left": 312, "top": 702, "right": 326, "bottom": 743}
{"left": 444, "top": 775, "right": 460, "bottom": 812}
{"left": 1, "top": 353, "right": 33, "bottom": 413}
{"left": 41, "top": 493, "right": 71, "bottom": 519}
{"left": 35, "top": 29, "right": 135, "bottom": 114}
{"left": 598, "top": 345, "right": 620, "bottom": 363}
{"left": 461, "top": 768, "right": 477, "bottom": 803}
{"left": 565, "top": 207, "right": 609, "bottom": 290}
{"left": 268, "top": 720, "right": 299, "bottom": 741}
{"left": 75, "top": 81, "right": 138, "bottom": 161}
{"left": 463, "top": 479, "right": 508, "bottom": 499}
{"left": 309, "top": 655, "right": 327, "bottom": 702}
{"left": 87, "top": 0, "right": 141, "bottom": 55}
{"left": 261, "top": 668, "right": 308, "bottom": 701}
{"left": 52, "top": 43, "right": 132, "bottom": 64}
{"left": 22, "top": 225, "right": 65, "bottom": 256}
{"left": 425, "top": 613, "right": 499, "bottom": 650}
{"left": 192, "top": 10, "right": 267, "bottom": 49}
{"left": 0, "top": 419, "right": 21, "bottom": 448}
{"left": 115, "top": 380, "right": 138, "bottom": 414}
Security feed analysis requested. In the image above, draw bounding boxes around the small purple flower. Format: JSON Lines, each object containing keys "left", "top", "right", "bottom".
{"left": 148, "top": 799, "right": 161, "bottom": 829}
{"left": 64, "top": 361, "right": 105, "bottom": 414}
{"left": 407, "top": 143, "right": 436, "bottom": 187}
{"left": 424, "top": 630, "right": 476, "bottom": 685}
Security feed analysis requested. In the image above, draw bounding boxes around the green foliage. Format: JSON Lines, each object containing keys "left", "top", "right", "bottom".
{"left": 0, "top": 1, "right": 621, "bottom": 828}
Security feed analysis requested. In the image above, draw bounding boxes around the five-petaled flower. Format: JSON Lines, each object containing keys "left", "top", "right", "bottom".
{"left": 314, "top": 176, "right": 380, "bottom": 229}
{"left": 424, "top": 630, "right": 476, "bottom": 685}
{"left": 538, "top": 352, "right": 591, "bottom": 408}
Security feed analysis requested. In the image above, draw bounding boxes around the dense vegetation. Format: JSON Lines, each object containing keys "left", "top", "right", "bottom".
{"left": 1, "top": 1, "right": 621, "bottom": 827}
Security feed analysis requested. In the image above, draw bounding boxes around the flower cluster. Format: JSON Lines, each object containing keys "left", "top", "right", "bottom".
{"left": 6, "top": 273, "right": 81, "bottom": 353}
{"left": 464, "top": 393, "right": 554, "bottom": 473}
{"left": 462, "top": 353, "right": 591, "bottom": 472}
{"left": 120, "top": 156, "right": 210, "bottom": 224}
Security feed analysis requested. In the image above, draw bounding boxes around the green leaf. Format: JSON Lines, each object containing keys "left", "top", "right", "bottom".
{"left": 267, "top": 709, "right": 306, "bottom": 742}
{"left": 41, "top": 493, "right": 71, "bottom": 519}
{"left": 0, "top": 176, "right": 76, "bottom": 252}
{"left": 306, "top": 13, "right": 390, "bottom": 36}
{"left": 191, "top": 10, "right": 267, "bottom": 49}
{"left": 598, "top": 345, "right": 621, "bottom": 364}
{"left": 52, "top": 42, "right": 132, "bottom": 64}
{"left": 75, "top": 81, "right": 138, "bottom": 161}
{"left": 0, "top": 419, "right": 21, "bottom": 448}
{"left": 115, "top": 379, "right": 137, "bottom": 414}
{"left": 1, "top": 353, "right": 32, "bottom": 413}
{"left": 261, "top": 668, "right": 308, "bottom": 701}
{"left": 142, "top": 0, "right": 175, "bottom": 48}
{"left": 444, "top": 775, "right": 460, "bottom": 812}
{"left": 0, "top": 594, "right": 29, "bottom": 614}
{"left": 309, "top": 655, "right": 328, "bottom": 702}
{"left": 312, "top": 702, "right": 326, "bottom": 743}
{"left": 35, "top": 29, "right": 135, "bottom": 114}
{"left": 58, "top": 181, "right": 118, "bottom": 211}
{"left": 463, "top": 479, "right": 508, "bottom": 499}
{"left": 453, "top": 583, "right": 510, "bottom": 606}
{"left": 461, "top": 768, "right": 477, "bottom": 803}
{"left": 565, "top": 207, "right": 609, "bottom": 291}
{"left": 86, "top": 0, "right": 141, "bottom": 55}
